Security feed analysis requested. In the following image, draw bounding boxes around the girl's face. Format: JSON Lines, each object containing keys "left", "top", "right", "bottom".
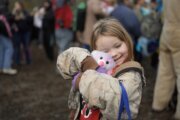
{"left": 95, "top": 35, "right": 128, "bottom": 66}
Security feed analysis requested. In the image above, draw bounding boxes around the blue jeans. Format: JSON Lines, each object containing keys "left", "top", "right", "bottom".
{"left": 13, "top": 32, "right": 31, "bottom": 64}
{"left": 55, "top": 29, "right": 73, "bottom": 53}
{"left": 0, "top": 35, "right": 14, "bottom": 69}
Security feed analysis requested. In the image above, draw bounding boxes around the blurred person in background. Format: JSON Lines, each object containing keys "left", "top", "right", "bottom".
{"left": 74, "top": 0, "right": 86, "bottom": 46}
{"left": 133, "top": 0, "right": 145, "bottom": 22}
{"left": 0, "top": 2, "right": 17, "bottom": 75}
{"left": 31, "top": 6, "right": 44, "bottom": 47}
{"left": 54, "top": 0, "right": 73, "bottom": 53}
{"left": 42, "top": 0, "right": 55, "bottom": 61}
{"left": 83, "top": 0, "right": 117, "bottom": 51}
{"left": 134, "top": 0, "right": 162, "bottom": 66}
{"left": 12, "top": 1, "right": 32, "bottom": 65}
{"left": 152, "top": 0, "right": 180, "bottom": 119}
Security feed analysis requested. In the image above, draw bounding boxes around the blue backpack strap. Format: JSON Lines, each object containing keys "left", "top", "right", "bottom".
{"left": 118, "top": 81, "right": 132, "bottom": 120}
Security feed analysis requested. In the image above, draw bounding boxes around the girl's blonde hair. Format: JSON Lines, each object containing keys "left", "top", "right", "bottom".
{"left": 91, "top": 18, "right": 134, "bottom": 60}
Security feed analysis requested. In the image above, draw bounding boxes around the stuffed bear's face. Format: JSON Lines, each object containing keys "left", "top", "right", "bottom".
{"left": 91, "top": 50, "right": 116, "bottom": 70}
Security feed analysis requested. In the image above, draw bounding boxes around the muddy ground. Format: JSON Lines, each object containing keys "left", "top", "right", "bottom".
{"left": 0, "top": 43, "right": 175, "bottom": 120}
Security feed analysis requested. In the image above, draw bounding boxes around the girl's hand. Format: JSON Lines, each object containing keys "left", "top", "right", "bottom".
{"left": 57, "top": 47, "right": 95, "bottom": 80}
{"left": 81, "top": 56, "right": 99, "bottom": 72}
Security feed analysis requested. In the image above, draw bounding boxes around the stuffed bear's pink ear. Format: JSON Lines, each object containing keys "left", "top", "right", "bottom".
{"left": 91, "top": 50, "right": 102, "bottom": 62}
{"left": 91, "top": 50, "right": 100, "bottom": 57}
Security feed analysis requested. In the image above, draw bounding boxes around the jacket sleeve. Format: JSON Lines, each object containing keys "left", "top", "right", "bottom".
{"left": 56, "top": 47, "right": 91, "bottom": 79}
{"left": 79, "top": 69, "right": 143, "bottom": 119}
{"left": 68, "top": 87, "right": 80, "bottom": 110}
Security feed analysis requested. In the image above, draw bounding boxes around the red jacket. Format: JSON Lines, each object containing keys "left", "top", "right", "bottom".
{"left": 55, "top": 4, "right": 73, "bottom": 30}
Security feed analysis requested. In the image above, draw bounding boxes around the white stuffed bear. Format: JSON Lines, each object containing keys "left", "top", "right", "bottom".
{"left": 91, "top": 50, "right": 116, "bottom": 75}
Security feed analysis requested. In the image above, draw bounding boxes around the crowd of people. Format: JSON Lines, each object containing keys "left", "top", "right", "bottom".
{"left": 0, "top": 0, "right": 162, "bottom": 75}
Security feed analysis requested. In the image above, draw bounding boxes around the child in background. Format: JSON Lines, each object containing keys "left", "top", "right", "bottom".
{"left": 57, "top": 18, "right": 145, "bottom": 119}
{"left": 12, "top": 1, "right": 32, "bottom": 65}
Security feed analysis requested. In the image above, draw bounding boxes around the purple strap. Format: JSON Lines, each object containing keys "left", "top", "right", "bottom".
{"left": 72, "top": 72, "right": 80, "bottom": 90}
{"left": 72, "top": 66, "right": 106, "bottom": 90}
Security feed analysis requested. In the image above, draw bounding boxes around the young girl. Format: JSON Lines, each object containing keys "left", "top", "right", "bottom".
{"left": 57, "top": 18, "right": 145, "bottom": 120}
{"left": 12, "top": 1, "right": 32, "bottom": 65}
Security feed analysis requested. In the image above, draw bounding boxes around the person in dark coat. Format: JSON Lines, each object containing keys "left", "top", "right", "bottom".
{"left": 12, "top": 1, "right": 32, "bottom": 65}
{"left": 42, "top": 0, "right": 55, "bottom": 61}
